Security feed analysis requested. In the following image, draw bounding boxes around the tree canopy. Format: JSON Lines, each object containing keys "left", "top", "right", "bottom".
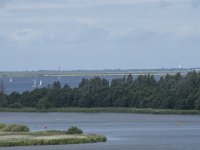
{"left": 1, "top": 71, "right": 200, "bottom": 110}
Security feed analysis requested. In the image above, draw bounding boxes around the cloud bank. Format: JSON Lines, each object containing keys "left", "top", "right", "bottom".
{"left": 0, "top": 0, "right": 200, "bottom": 70}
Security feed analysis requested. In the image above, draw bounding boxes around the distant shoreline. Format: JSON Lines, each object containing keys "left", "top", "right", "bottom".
{"left": 0, "top": 68, "right": 194, "bottom": 77}
{"left": 0, "top": 107, "right": 199, "bottom": 115}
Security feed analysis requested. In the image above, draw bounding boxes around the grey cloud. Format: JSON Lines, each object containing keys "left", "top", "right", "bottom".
{"left": 191, "top": 0, "right": 200, "bottom": 8}
{"left": 159, "top": 0, "right": 170, "bottom": 8}
{"left": 1, "top": 0, "right": 200, "bottom": 70}
{"left": 8, "top": 29, "right": 42, "bottom": 43}
{"left": 42, "top": 23, "right": 109, "bottom": 45}
{"left": 0, "top": 0, "right": 12, "bottom": 7}
{"left": 117, "top": 29, "right": 161, "bottom": 43}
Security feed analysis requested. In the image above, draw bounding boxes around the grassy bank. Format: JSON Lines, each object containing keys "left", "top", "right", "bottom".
{"left": 0, "top": 107, "right": 200, "bottom": 115}
{"left": 0, "top": 132, "right": 106, "bottom": 147}
{"left": 0, "top": 125, "right": 106, "bottom": 147}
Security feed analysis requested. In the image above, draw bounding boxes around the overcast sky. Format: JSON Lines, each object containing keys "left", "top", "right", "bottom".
{"left": 0, "top": 0, "right": 200, "bottom": 71}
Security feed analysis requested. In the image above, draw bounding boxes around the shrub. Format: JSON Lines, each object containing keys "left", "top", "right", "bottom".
{"left": 0, "top": 94, "right": 8, "bottom": 107}
{"left": 8, "top": 103, "right": 23, "bottom": 108}
{"left": 37, "top": 97, "right": 52, "bottom": 109}
{"left": 2, "top": 124, "right": 30, "bottom": 132}
{"left": 66, "top": 126, "right": 83, "bottom": 134}
{"left": 195, "top": 98, "right": 200, "bottom": 110}
{"left": 0, "top": 124, "right": 6, "bottom": 131}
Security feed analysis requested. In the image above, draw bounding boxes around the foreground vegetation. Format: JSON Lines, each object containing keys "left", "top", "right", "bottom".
{"left": 1, "top": 71, "right": 200, "bottom": 111}
{"left": 0, "top": 124, "right": 106, "bottom": 147}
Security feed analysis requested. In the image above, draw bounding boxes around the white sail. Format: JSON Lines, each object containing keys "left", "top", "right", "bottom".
{"left": 32, "top": 79, "right": 37, "bottom": 88}
{"left": 38, "top": 80, "right": 42, "bottom": 87}
{"left": 9, "top": 78, "right": 13, "bottom": 83}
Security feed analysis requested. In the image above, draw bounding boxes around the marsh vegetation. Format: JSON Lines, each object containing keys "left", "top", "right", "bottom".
{"left": 0, "top": 124, "right": 106, "bottom": 147}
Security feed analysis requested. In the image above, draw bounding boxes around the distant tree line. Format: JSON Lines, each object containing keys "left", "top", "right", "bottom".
{"left": 1, "top": 71, "right": 200, "bottom": 110}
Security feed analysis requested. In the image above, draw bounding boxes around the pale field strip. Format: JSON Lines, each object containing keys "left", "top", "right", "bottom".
{"left": 0, "top": 133, "right": 86, "bottom": 141}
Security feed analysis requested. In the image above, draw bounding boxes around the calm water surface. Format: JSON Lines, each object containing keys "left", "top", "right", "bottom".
{"left": 0, "top": 75, "right": 162, "bottom": 94}
{"left": 0, "top": 113, "right": 200, "bottom": 150}
{"left": 0, "top": 76, "right": 123, "bottom": 94}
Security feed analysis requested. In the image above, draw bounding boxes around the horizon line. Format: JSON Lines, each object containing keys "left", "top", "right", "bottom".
{"left": 0, "top": 67, "right": 200, "bottom": 72}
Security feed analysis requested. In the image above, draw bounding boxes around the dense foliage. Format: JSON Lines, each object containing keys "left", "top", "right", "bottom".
{"left": 66, "top": 126, "right": 83, "bottom": 134}
{"left": 1, "top": 71, "right": 200, "bottom": 110}
{"left": 0, "top": 124, "right": 30, "bottom": 132}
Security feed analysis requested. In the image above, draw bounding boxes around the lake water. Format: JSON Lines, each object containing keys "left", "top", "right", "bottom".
{"left": 0, "top": 75, "right": 163, "bottom": 94}
{"left": 0, "top": 75, "right": 123, "bottom": 94}
{"left": 0, "top": 113, "right": 200, "bottom": 150}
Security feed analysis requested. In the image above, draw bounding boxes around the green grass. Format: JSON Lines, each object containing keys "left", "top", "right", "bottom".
{"left": 0, "top": 107, "right": 200, "bottom": 115}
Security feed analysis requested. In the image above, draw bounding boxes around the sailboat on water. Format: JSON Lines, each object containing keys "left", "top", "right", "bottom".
{"left": 32, "top": 79, "right": 42, "bottom": 88}
{"left": 9, "top": 78, "right": 13, "bottom": 83}
{"left": 38, "top": 80, "right": 42, "bottom": 87}
{"left": 32, "top": 79, "right": 37, "bottom": 88}
{"left": 58, "top": 76, "right": 61, "bottom": 80}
